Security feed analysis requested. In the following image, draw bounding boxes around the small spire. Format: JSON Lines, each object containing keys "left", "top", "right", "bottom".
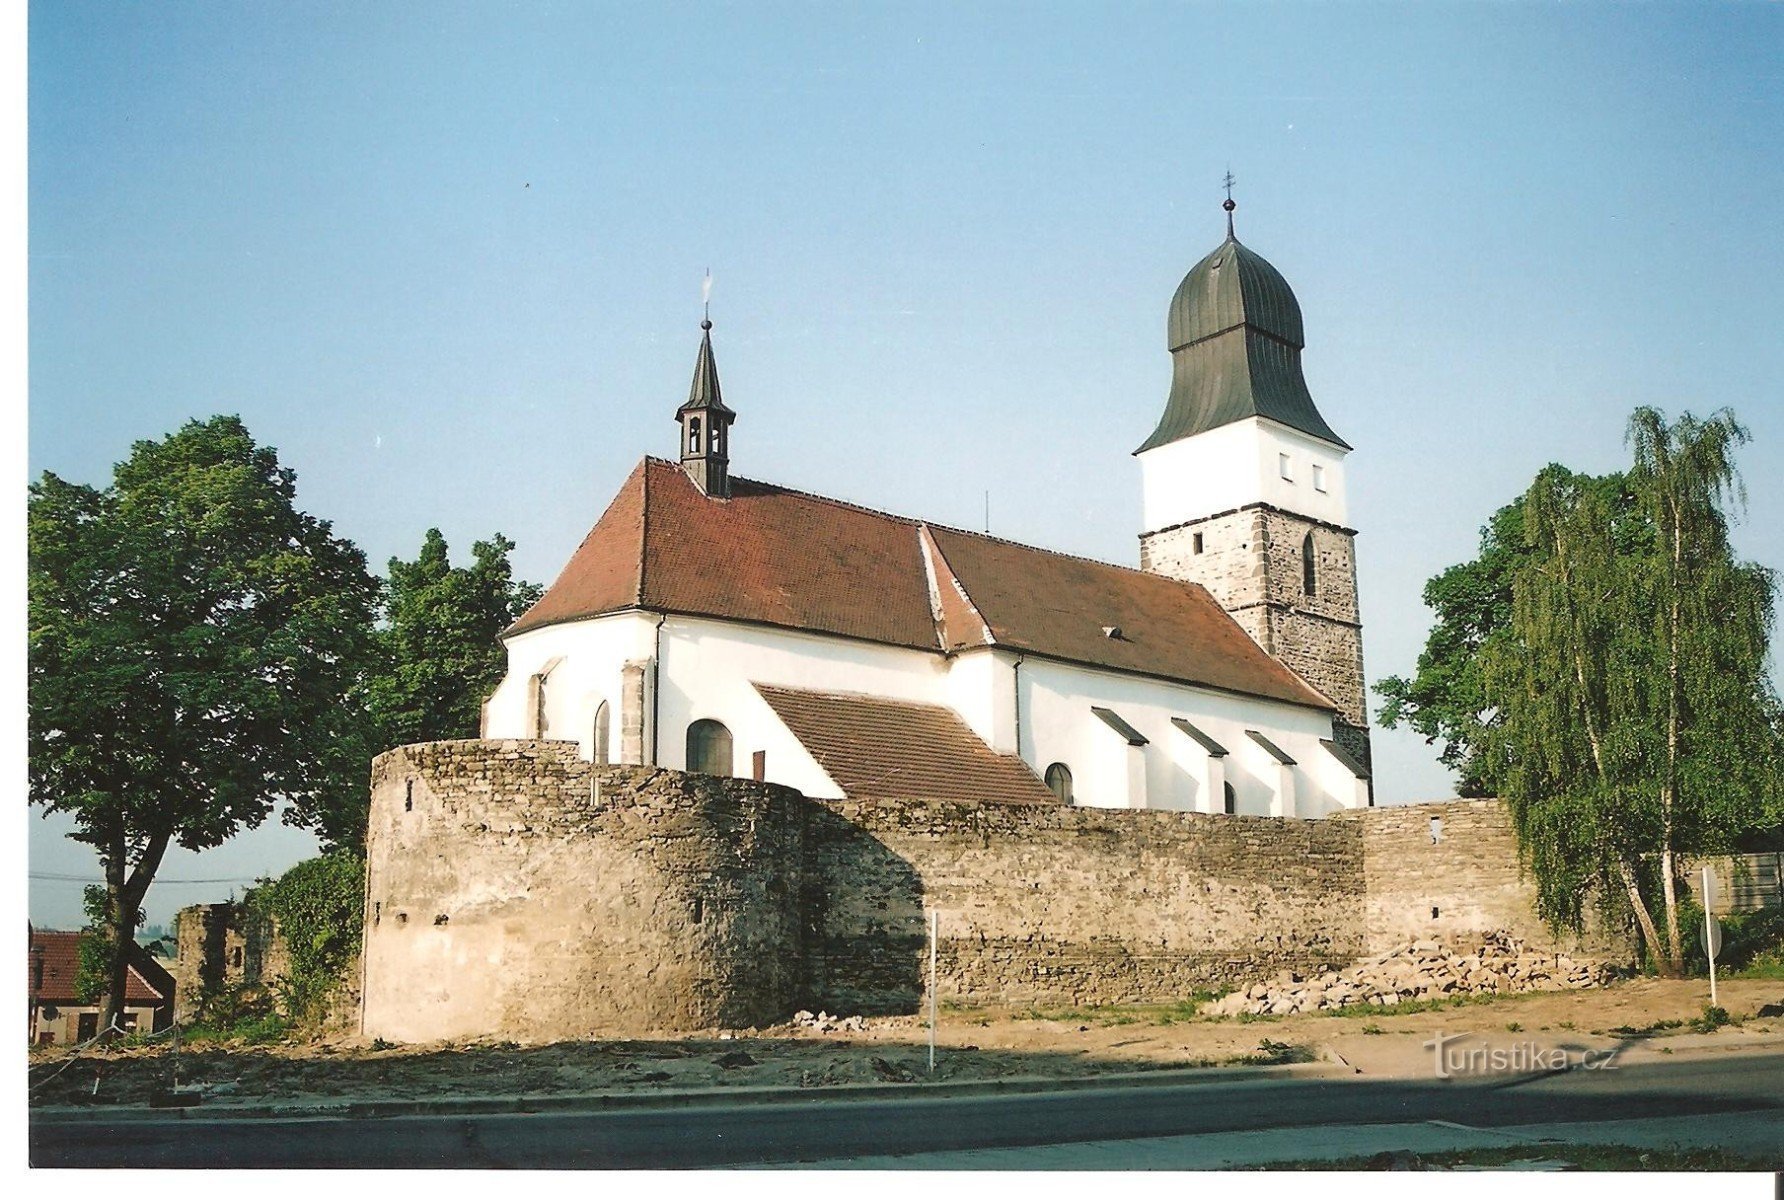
{"left": 1222, "top": 170, "right": 1237, "bottom": 240}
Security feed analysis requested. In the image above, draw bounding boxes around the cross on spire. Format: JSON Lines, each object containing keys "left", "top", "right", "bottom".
{"left": 1222, "top": 170, "right": 1237, "bottom": 239}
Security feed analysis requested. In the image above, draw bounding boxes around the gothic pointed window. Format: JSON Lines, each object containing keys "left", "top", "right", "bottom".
{"left": 1044, "top": 762, "right": 1073, "bottom": 804}
{"left": 686, "top": 719, "right": 733, "bottom": 777}
{"left": 1301, "top": 532, "right": 1316, "bottom": 597}
{"left": 527, "top": 673, "right": 548, "bottom": 738}
{"left": 592, "top": 700, "right": 611, "bottom": 765}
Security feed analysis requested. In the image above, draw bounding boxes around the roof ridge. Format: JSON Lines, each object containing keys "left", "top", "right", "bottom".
{"left": 917, "top": 524, "right": 994, "bottom": 649}
{"left": 641, "top": 455, "right": 1234, "bottom": 608}
{"left": 634, "top": 454, "right": 650, "bottom": 606}
{"left": 645, "top": 456, "right": 928, "bottom": 530}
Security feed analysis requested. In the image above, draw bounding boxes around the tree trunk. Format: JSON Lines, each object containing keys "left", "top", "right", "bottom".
{"left": 1660, "top": 842, "right": 1684, "bottom": 975}
{"left": 1618, "top": 857, "right": 1668, "bottom": 973}
{"left": 1659, "top": 494, "right": 1686, "bottom": 976}
{"left": 97, "top": 843, "right": 130, "bottom": 1038}
{"left": 98, "top": 828, "right": 171, "bottom": 1038}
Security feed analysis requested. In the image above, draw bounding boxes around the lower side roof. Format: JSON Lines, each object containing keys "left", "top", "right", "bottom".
{"left": 753, "top": 683, "right": 1056, "bottom": 805}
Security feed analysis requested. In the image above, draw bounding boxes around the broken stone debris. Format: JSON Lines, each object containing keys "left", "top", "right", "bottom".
{"left": 1201, "top": 932, "right": 1606, "bottom": 1017}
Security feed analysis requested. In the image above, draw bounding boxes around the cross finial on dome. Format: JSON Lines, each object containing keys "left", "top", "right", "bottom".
{"left": 1222, "top": 170, "right": 1237, "bottom": 239}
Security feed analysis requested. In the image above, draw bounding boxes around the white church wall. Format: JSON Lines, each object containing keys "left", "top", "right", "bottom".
{"left": 653, "top": 615, "right": 956, "bottom": 798}
{"left": 1018, "top": 656, "right": 1364, "bottom": 817}
{"left": 485, "top": 612, "right": 661, "bottom": 759}
{"left": 1139, "top": 415, "right": 1349, "bottom": 533}
{"left": 484, "top": 609, "right": 1366, "bottom": 817}
{"left": 942, "top": 649, "right": 1010, "bottom": 752}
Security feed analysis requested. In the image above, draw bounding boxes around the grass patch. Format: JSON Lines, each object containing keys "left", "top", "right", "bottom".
{"left": 1607, "top": 1018, "right": 1683, "bottom": 1038}
{"left": 1000, "top": 994, "right": 1225, "bottom": 1028}
{"left": 1688, "top": 1004, "right": 1736, "bottom": 1034}
{"left": 179, "top": 1012, "right": 295, "bottom": 1046}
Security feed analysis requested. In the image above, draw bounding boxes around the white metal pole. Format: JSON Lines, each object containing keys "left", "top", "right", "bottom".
{"left": 1704, "top": 865, "right": 1718, "bottom": 1008}
{"left": 928, "top": 908, "right": 938, "bottom": 1074}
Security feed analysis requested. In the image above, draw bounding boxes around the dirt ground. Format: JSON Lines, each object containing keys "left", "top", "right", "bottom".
{"left": 27, "top": 976, "right": 1782, "bottom": 1110}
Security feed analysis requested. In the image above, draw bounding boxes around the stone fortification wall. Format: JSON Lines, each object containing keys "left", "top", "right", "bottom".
{"left": 361, "top": 741, "right": 806, "bottom": 1042}
{"left": 359, "top": 744, "right": 1631, "bottom": 1043}
{"left": 172, "top": 901, "right": 288, "bottom": 1023}
{"left": 805, "top": 800, "right": 1364, "bottom": 1012}
{"left": 1337, "top": 800, "right": 1632, "bottom": 961}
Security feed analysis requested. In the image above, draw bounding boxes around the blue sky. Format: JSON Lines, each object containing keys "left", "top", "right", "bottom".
{"left": 26, "top": 2, "right": 1784, "bottom": 928}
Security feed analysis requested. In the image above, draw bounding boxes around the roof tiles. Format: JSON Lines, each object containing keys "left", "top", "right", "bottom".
{"left": 508, "top": 458, "right": 1334, "bottom": 714}
{"left": 754, "top": 684, "right": 1054, "bottom": 804}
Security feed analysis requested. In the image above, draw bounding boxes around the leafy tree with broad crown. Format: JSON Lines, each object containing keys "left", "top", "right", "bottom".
{"left": 29, "top": 416, "right": 380, "bottom": 1031}
{"left": 1389, "top": 407, "right": 1780, "bottom": 974}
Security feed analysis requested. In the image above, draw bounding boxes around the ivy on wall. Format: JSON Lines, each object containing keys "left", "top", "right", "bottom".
{"left": 248, "top": 851, "right": 365, "bottom": 1020}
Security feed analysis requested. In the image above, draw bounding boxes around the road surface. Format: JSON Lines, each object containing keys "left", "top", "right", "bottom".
{"left": 29, "top": 1050, "right": 1784, "bottom": 1169}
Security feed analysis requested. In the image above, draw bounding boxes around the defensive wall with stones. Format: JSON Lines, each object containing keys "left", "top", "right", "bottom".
{"left": 360, "top": 739, "right": 1633, "bottom": 1044}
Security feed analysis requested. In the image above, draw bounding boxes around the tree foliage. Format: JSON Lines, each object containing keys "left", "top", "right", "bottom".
{"left": 1376, "top": 469, "right": 1637, "bottom": 795}
{"left": 1389, "top": 408, "right": 1782, "bottom": 973}
{"left": 29, "top": 416, "right": 380, "bottom": 1027}
{"left": 286, "top": 528, "right": 541, "bottom": 849}
{"left": 248, "top": 850, "right": 365, "bottom": 1022}
{"left": 370, "top": 528, "right": 541, "bottom": 749}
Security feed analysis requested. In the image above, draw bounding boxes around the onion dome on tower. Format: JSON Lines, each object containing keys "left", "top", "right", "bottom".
{"left": 1136, "top": 196, "right": 1348, "bottom": 453}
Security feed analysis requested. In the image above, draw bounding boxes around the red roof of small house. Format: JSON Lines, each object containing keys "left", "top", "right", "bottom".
{"left": 754, "top": 683, "right": 1056, "bottom": 805}
{"left": 508, "top": 457, "right": 1333, "bottom": 712}
{"left": 27, "top": 929, "right": 171, "bottom": 1006}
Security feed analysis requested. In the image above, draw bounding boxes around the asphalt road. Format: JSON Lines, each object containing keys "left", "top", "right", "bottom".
{"left": 29, "top": 1052, "right": 1784, "bottom": 1169}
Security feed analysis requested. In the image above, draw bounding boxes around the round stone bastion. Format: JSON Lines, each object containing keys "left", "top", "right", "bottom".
{"left": 361, "top": 740, "right": 807, "bottom": 1043}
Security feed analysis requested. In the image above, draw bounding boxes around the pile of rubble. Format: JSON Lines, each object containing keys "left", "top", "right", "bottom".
{"left": 788, "top": 1009, "right": 868, "bottom": 1033}
{"left": 1202, "top": 933, "right": 1606, "bottom": 1017}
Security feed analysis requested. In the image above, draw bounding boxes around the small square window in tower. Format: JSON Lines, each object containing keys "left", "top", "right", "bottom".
{"left": 1279, "top": 452, "right": 1293, "bottom": 481}
{"left": 1312, "top": 464, "right": 1327, "bottom": 493}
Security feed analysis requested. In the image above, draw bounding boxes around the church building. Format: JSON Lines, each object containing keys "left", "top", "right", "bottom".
{"left": 482, "top": 201, "right": 1373, "bottom": 817}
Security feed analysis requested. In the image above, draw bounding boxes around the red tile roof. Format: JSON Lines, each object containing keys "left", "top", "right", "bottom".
{"left": 508, "top": 458, "right": 1333, "bottom": 712}
{"left": 754, "top": 684, "right": 1055, "bottom": 804}
{"left": 27, "top": 930, "right": 170, "bottom": 1005}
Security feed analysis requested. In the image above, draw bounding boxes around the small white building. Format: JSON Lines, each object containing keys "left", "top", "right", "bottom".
{"left": 484, "top": 203, "right": 1373, "bottom": 817}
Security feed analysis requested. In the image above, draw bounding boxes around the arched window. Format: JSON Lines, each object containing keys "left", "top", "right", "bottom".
{"left": 527, "top": 673, "right": 548, "bottom": 738}
{"left": 592, "top": 700, "right": 611, "bottom": 765}
{"left": 1301, "top": 532, "right": 1317, "bottom": 597}
{"left": 1223, "top": 781, "right": 1237, "bottom": 815}
{"left": 688, "top": 417, "right": 702, "bottom": 453}
{"left": 686, "top": 719, "right": 733, "bottom": 777}
{"left": 1044, "top": 762, "right": 1073, "bottom": 804}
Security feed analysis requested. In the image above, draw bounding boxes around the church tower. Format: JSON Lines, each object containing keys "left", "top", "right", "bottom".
{"left": 1136, "top": 196, "right": 1371, "bottom": 770}
{"left": 676, "top": 317, "right": 735, "bottom": 498}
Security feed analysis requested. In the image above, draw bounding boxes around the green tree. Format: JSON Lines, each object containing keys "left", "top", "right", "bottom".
{"left": 29, "top": 416, "right": 380, "bottom": 1031}
{"left": 287, "top": 529, "right": 541, "bottom": 849}
{"left": 1625, "top": 407, "right": 1781, "bottom": 972}
{"left": 371, "top": 528, "right": 541, "bottom": 748}
{"left": 1376, "top": 469, "right": 1637, "bottom": 795}
{"left": 1453, "top": 410, "right": 1780, "bottom": 974}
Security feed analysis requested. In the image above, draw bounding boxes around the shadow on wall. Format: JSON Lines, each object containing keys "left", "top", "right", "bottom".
{"left": 799, "top": 800, "right": 928, "bottom": 1017}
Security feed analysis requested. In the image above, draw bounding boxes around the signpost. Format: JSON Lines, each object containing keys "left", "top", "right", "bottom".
{"left": 1701, "top": 866, "right": 1722, "bottom": 1008}
{"left": 927, "top": 909, "right": 939, "bottom": 1073}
